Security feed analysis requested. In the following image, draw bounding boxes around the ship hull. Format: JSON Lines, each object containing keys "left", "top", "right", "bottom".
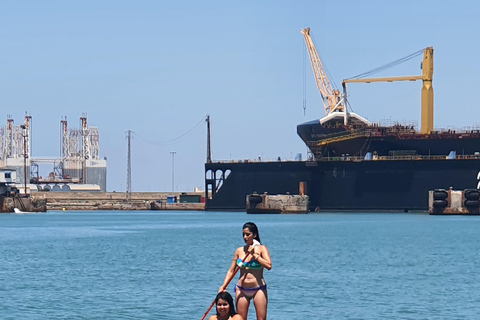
{"left": 205, "top": 159, "right": 480, "bottom": 212}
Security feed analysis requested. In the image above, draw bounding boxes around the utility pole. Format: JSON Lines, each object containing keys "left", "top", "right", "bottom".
{"left": 206, "top": 114, "right": 211, "bottom": 163}
{"left": 170, "top": 151, "right": 176, "bottom": 192}
{"left": 126, "top": 130, "right": 132, "bottom": 202}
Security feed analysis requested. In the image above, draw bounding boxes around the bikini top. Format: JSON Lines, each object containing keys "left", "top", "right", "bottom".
{"left": 237, "top": 258, "right": 262, "bottom": 270}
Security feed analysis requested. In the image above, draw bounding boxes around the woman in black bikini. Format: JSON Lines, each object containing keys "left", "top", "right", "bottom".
{"left": 219, "top": 222, "right": 272, "bottom": 320}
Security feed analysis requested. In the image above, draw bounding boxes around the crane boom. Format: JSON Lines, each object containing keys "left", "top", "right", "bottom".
{"left": 342, "top": 47, "right": 434, "bottom": 134}
{"left": 301, "top": 27, "right": 343, "bottom": 116}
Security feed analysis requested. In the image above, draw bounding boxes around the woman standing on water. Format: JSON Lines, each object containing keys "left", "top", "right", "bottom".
{"left": 219, "top": 222, "right": 272, "bottom": 320}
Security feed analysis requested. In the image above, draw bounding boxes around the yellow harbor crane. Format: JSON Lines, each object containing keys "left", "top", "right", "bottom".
{"left": 301, "top": 27, "right": 369, "bottom": 127}
{"left": 301, "top": 27, "right": 434, "bottom": 134}
{"left": 342, "top": 47, "right": 434, "bottom": 134}
{"left": 301, "top": 27, "right": 344, "bottom": 116}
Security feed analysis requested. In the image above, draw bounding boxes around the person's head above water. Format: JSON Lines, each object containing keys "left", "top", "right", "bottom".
{"left": 215, "top": 291, "right": 236, "bottom": 317}
{"left": 242, "top": 222, "right": 261, "bottom": 244}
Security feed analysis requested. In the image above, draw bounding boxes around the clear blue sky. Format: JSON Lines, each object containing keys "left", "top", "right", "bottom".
{"left": 1, "top": 1, "right": 479, "bottom": 192}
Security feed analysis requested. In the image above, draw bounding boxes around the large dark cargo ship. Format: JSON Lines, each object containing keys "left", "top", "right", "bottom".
{"left": 204, "top": 29, "right": 480, "bottom": 212}
{"left": 205, "top": 158, "right": 480, "bottom": 212}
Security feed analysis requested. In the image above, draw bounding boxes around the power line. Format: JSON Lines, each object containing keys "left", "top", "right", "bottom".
{"left": 135, "top": 114, "right": 207, "bottom": 146}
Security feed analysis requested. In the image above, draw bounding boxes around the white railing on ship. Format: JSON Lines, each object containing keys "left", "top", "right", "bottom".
{"left": 316, "top": 154, "right": 480, "bottom": 161}
{"left": 210, "top": 154, "right": 480, "bottom": 164}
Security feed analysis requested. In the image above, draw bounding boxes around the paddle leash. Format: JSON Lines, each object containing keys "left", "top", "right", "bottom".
{"left": 199, "top": 240, "right": 260, "bottom": 320}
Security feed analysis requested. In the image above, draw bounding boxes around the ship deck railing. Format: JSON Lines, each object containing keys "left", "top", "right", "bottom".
{"left": 316, "top": 154, "right": 480, "bottom": 162}
{"left": 310, "top": 128, "right": 480, "bottom": 147}
{"left": 208, "top": 154, "right": 480, "bottom": 165}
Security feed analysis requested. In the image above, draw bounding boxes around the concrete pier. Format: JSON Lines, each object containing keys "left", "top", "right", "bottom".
{"left": 31, "top": 192, "right": 205, "bottom": 211}
{"left": 1, "top": 196, "right": 47, "bottom": 213}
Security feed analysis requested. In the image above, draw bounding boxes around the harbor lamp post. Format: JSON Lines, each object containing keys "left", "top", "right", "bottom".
{"left": 170, "top": 151, "right": 176, "bottom": 192}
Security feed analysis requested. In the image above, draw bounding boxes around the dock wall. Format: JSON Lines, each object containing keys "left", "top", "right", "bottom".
{"left": 31, "top": 192, "right": 205, "bottom": 211}
{"left": 1, "top": 197, "right": 47, "bottom": 213}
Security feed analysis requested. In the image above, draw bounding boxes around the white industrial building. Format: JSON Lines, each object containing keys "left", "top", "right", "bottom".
{"left": 0, "top": 114, "right": 107, "bottom": 193}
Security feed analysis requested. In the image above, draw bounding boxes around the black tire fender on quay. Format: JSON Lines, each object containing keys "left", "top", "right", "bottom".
{"left": 433, "top": 191, "right": 448, "bottom": 200}
{"left": 464, "top": 200, "right": 480, "bottom": 208}
{"left": 464, "top": 189, "right": 480, "bottom": 200}
{"left": 249, "top": 196, "right": 262, "bottom": 204}
{"left": 432, "top": 200, "right": 448, "bottom": 208}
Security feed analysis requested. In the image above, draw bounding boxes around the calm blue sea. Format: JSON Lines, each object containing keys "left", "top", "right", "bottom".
{"left": 1, "top": 211, "right": 480, "bottom": 319}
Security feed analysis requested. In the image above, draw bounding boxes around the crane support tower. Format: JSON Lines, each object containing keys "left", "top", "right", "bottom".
{"left": 4, "top": 117, "right": 13, "bottom": 158}
{"left": 61, "top": 117, "right": 69, "bottom": 159}
{"left": 342, "top": 47, "right": 434, "bottom": 134}
{"left": 23, "top": 114, "right": 31, "bottom": 159}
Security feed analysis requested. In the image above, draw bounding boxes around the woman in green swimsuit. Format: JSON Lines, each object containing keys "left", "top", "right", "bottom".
{"left": 219, "top": 222, "right": 272, "bottom": 320}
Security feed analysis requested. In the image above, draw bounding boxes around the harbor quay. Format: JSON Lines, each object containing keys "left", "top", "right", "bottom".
{"left": 30, "top": 191, "right": 205, "bottom": 211}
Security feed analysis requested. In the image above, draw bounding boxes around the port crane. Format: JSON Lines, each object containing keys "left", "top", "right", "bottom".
{"left": 302, "top": 27, "right": 434, "bottom": 134}
{"left": 301, "top": 27, "right": 344, "bottom": 116}
{"left": 342, "top": 47, "right": 434, "bottom": 134}
{"left": 301, "top": 27, "right": 369, "bottom": 127}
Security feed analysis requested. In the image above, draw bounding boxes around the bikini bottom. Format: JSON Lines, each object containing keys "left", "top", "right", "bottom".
{"left": 235, "top": 284, "right": 267, "bottom": 298}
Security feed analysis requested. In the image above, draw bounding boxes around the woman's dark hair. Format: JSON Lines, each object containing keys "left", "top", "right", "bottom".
{"left": 215, "top": 291, "right": 236, "bottom": 316}
{"left": 243, "top": 222, "right": 261, "bottom": 244}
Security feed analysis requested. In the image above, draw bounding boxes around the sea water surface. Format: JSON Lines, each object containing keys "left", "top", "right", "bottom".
{"left": 1, "top": 210, "right": 480, "bottom": 319}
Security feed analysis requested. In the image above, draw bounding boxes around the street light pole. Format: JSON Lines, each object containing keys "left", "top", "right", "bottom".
{"left": 170, "top": 151, "right": 176, "bottom": 192}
